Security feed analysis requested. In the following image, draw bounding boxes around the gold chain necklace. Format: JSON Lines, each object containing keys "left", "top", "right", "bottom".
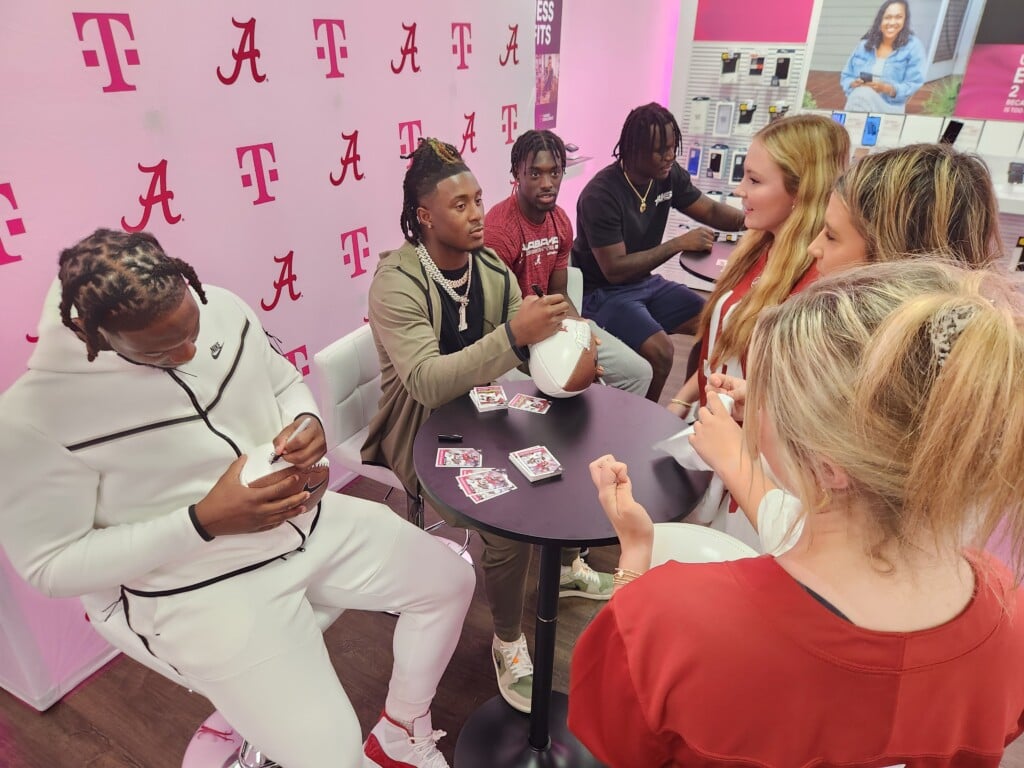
{"left": 622, "top": 167, "right": 654, "bottom": 213}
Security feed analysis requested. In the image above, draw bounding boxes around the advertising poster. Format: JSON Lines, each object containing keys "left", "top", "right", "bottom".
{"left": 535, "top": 0, "right": 562, "bottom": 129}
{"left": 955, "top": 0, "right": 1024, "bottom": 120}
{"left": 805, "top": 0, "right": 987, "bottom": 117}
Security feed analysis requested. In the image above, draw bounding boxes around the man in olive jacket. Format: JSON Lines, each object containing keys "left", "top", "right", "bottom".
{"left": 362, "top": 138, "right": 579, "bottom": 715}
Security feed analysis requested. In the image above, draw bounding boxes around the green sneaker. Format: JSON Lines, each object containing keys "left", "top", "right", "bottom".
{"left": 492, "top": 634, "right": 534, "bottom": 713}
{"left": 558, "top": 557, "right": 613, "bottom": 600}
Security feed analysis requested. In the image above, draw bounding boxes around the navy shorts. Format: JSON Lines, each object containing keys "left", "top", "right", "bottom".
{"left": 582, "top": 275, "right": 705, "bottom": 351}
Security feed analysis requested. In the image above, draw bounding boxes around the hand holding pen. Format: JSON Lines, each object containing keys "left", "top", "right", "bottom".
{"left": 270, "top": 415, "right": 326, "bottom": 468}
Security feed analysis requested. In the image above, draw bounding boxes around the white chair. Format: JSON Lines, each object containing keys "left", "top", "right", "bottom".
{"left": 649, "top": 522, "right": 758, "bottom": 568}
{"left": 88, "top": 602, "right": 344, "bottom": 768}
{"left": 566, "top": 265, "right": 584, "bottom": 311}
{"left": 312, "top": 325, "right": 471, "bottom": 560}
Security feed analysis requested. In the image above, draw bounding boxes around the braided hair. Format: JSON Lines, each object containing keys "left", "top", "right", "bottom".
{"left": 509, "top": 129, "right": 567, "bottom": 176}
{"left": 57, "top": 228, "right": 207, "bottom": 361}
{"left": 400, "top": 138, "right": 469, "bottom": 245}
{"left": 613, "top": 102, "right": 682, "bottom": 171}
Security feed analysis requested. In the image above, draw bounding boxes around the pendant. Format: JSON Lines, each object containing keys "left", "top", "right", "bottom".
{"left": 458, "top": 303, "right": 468, "bottom": 332}
{"left": 639, "top": 201, "right": 647, "bottom": 213}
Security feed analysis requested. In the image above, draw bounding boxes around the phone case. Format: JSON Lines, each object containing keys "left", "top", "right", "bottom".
{"left": 730, "top": 151, "right": 747, "bottom": 183}
{"left": 686, "top": 145, "right": 702, "bottom": 175}
{"left": 713, "top": 102, "right": 735, "bottom": 137}
{"left": 691, "top": 97, "right": 710, "bottom": 134}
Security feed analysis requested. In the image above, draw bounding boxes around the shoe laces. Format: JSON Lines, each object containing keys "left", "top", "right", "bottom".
{"left": 496, "top": 636, "right": 534, "bottom": 681}
{"left": 408, "top": 729, "right": 449, "bottom": 768}
{"left": 569, "top": 557, "right": 600, "bottom": 587}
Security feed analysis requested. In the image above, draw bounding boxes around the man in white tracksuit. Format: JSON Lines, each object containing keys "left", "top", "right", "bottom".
{"left": 0, "top": 228, "right": 472, "bottom": 768}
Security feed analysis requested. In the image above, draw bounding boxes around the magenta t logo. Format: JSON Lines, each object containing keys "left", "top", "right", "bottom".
{"left": 283, "top": 344, "right": 311, "bottom": 376}
{"left": 237, "top": 143, "right": 279, "bottom": 205}
{"left": 340, "top": 226, "right": 370, "bottom": 278}
{"left": 501, "top": 104, "right": 519, "bottom": 144}
{"left": 313, "top": 19, "right": 347, "bottom": 78}
{"left": 73, "top": 12, "right": 139, "bottom": 93}
{"left": 0, "top": 182, "right": 25, "bottom": 266}
{"left": 398, "top": 121, "right": 423, "bottom": 165}
{"left": 451, "top": 22, "right": 472, "bottom": 70}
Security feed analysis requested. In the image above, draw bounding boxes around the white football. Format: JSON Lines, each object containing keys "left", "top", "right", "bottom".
{"left": 529, "top": 318, "right": 597, "bottom": 398}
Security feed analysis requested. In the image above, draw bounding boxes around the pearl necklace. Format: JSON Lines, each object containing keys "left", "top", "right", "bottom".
{"left": 416, "top": 242, "right": 472, "bottom": 331}
{"left": 622, "top": 167, "right": 654, "bottom": 213}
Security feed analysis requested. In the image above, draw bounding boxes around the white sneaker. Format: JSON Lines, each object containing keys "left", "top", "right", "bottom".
{"left": 491, "top": 634, "right": 534, "bottom": 713}
{"left": 559, "top": 556, "right": 613, "bottom": 600}
{"left": 363, "top": 710, "right": 449, "bottom": 768}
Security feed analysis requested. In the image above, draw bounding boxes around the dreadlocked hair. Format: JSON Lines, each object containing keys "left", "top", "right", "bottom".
{"left": 400, "top": 137, "right": 470, "bottom": 245}
{"left": 57, "top": 228, "right": 207, "bottom": 362}
{"left": 509, "top": 129, "right": 567, "bottom": 176}
{"left": 613, "top": 102, "right": 682, "bottom": 171}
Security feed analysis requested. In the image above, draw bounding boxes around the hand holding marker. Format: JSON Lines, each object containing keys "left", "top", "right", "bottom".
{"left": 270, "top": 416, "right": 314, "bottom": 464}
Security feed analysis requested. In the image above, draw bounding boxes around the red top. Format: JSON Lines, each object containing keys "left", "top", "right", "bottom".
{"left": 697, "top": 252, "right": 818, "bottom": 405}
{"left": 569, "top": 553, "right": 1024, "bottom": 767}
{"left": 484, "top": 194, "right": 572, "bottom": 296}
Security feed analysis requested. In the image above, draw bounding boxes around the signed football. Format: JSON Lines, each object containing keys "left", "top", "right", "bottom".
{"left": 529, "top": 318, "right": 597, "bottom": 398}
{"left": 241, "top": 444, "right": 330, "bottom": 512}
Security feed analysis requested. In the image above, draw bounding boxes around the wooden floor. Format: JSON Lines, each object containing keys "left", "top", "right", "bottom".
{"left": 2, "top": 334, "right": 1023, "bottom": 767}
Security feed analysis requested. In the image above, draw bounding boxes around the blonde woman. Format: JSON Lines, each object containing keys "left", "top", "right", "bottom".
{"left": 572, "top": 260, "right": 1024, "bottom": 766}
{"left": 666, "top": 114, "right": 848, "bottom": 543}
{"left": 811, "top": 141, "right": 1003, "bottom": 276}
{"left": 667, "top": 114, "right": 850, "bottom": 418}
{"left": 695, "top": 143, "right": 1005, "bottom": 553}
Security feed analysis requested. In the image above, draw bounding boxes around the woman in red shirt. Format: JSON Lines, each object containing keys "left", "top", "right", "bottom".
{"left": 571, "top": 259, "right": 1024, "bottom": 767}
{"left": 665, "top": 115, "right": 850, "bottom": 419}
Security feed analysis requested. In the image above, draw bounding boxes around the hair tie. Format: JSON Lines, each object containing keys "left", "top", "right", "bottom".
{"left": 930, "top": 305, "right": 976, "bottom": 369}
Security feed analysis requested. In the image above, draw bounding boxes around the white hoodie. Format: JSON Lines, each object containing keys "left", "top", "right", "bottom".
{"left": 0, "top": 281, "right": 321, "bottom": 608}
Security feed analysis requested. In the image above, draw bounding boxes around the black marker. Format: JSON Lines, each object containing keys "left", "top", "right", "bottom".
{"left": 437, "top": 434, "right": 463, "bottom": 443}
{"left": 530, "top": 283, "right": 545, "bottom": 298}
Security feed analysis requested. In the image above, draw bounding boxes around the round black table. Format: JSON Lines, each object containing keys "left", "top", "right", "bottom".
{"left": 678, "top": 239, "right": 737, "bottom": 285}
{"left": 413, "top": 380, "right": 710, "bottom": 767}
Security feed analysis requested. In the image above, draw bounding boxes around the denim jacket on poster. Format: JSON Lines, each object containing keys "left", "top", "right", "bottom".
{"left": 840, "top": 35, "right": 927, "bottom": 108}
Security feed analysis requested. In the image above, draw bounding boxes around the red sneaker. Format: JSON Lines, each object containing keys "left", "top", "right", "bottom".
{"left": 363, "top": 710, "right": 449, "bottom": 768}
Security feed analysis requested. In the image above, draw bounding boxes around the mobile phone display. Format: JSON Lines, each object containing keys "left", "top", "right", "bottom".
{"left": 713, "top": 102, "right": 735, "bottom": 137}
{"left": 730, "top": 151, "right": 747, "bottom": 184}
{"left": 749, "top": 55, "right": 765, "bottom": 76}
{"left": 859, "top": 71, "right": 874, "bottom": 83}
{"left": 861, "top": 115, "right": 881, "bottom": 146}
{"left": 686, "top": 145, "right": 703, "bottom": 176}
{"left": 940, "top": 119, "right": 964, "bottom": 145}
{"left": 774, "top": 57, "right": 791, "bottom": 80}
{"left": 831, "top": 111, "right": 847, "bottom": 126}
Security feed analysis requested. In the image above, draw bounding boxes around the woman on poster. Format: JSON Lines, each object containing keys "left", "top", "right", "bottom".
{"left": 841, "top": 0, "right": 927, "bottom": 114}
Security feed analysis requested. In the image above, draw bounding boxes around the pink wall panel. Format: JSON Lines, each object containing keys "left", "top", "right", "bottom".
{"left": 0, "top": 3, "right": 534, "bottom": 391}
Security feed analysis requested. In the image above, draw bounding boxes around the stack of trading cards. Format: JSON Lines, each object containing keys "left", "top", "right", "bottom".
{"left": 469, "top": 385, "right": 508, "bottom": 412}
{"left": 507, "top": 392, "right": 551, "bottom": 414}
{"left": 456, "top": 468, "right": 517, "bottom": 503}
{"left": 509, "top": 445, "right": 562, "bottom": 482}
{"left": 435, "top": 447, "right": 483, "bottom": 469}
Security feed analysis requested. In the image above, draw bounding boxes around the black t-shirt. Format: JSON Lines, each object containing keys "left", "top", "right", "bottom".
{"left": 571, "top": 161, "right": 702, "bottom": 292}
{"left": 436, "top": 258, "right": 485, "bottom": 354}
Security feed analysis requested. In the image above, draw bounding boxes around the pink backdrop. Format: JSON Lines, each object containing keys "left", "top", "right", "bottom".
{"left": 0, "top": 2, "right": 533, "bottom": 392}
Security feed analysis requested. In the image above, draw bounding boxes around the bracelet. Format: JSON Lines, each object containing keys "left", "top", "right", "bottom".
{"left": 612, "top": 567, "right": 645, "bottom": 587}
{"left": 669, "top": 398, "right": 693, "bottom": 409}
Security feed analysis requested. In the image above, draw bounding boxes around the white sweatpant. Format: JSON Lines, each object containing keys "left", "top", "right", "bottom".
{"left": 92, "top": 494, "right": 475, "bottom": 768}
